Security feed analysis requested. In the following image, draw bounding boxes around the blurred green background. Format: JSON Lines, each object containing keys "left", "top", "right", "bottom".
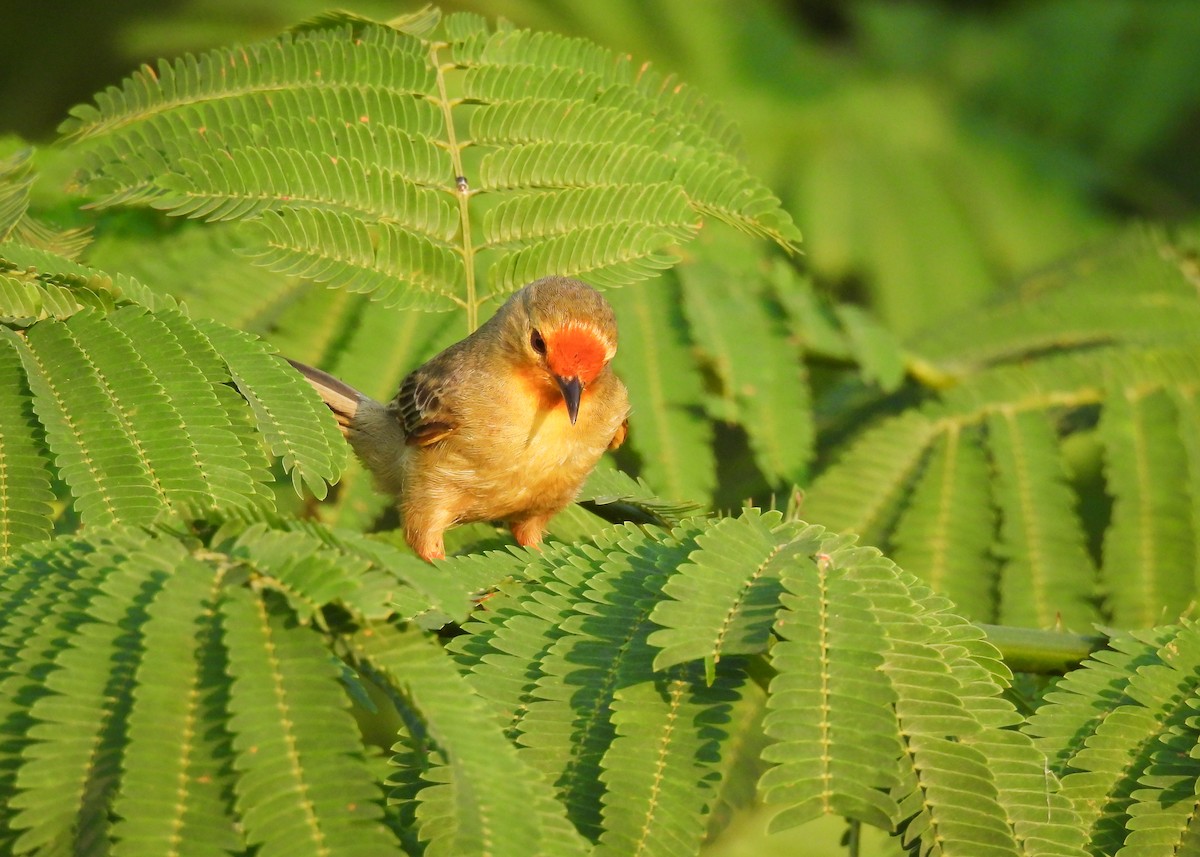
{"left": 4, "top": 1, "right": 1198, "bottom": 854}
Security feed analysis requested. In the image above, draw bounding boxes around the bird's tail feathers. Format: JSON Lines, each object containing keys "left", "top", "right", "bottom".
{"left": 287, "top": 359, "right": 362, "bottom": 435}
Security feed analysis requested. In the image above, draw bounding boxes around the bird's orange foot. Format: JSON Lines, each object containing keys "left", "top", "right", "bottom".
{"left": 509, "top": 517, "right": 549, "bottom": 551}
{"left": 407, "top": 528, "right": 446, "bottom": 562}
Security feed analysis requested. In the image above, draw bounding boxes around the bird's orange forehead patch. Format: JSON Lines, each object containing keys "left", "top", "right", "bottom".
{"left": 545, "top": 325, "right": 610, "bottom": 383}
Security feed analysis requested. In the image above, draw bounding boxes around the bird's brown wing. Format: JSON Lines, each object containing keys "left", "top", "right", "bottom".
{"left": 395, "top": 365, "right": 457, "bottom": 447}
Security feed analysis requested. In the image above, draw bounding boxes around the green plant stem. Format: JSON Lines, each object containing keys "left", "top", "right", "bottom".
{"left": 430, "top": 42, "right": 477, "bottom": 333}
{"left": 976, "top": 623, "right": 1107, "bottom": 674}
{"left": 846, "top": 818, "right": 861, "bottom": 857}
{"left": 747, "top": 625, "right": 1107, "bottom": 692}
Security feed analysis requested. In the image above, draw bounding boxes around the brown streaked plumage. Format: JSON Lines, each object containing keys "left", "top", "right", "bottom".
{"left": 290, "top": 276, "right": 630, "bottom": 560}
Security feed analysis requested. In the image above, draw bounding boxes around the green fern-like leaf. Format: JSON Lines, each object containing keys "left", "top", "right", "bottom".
{"left": 227, "top": 525, "right": 375, "bottom": 624}
{"left": 0, "top": 149, "right": 35, "bottom": 240}
{"left": 487, "top": 221, "right": 686, "bottom": 292}
{"left": 108, "top": 307, "right": 267, "bottom": 512}
{"left": 477, "top": 141, "right": 672, "bottom": 191}
{"left": 0, "top": 144, "right": 86, "bottom": 257}
{"left": 680, "top": 251, "right": 813, "bottom": 487}
{"left": 73, "top": 308, "right": 249, "bottom": 516}
{"left": 946, "top": 626, "right": 1087, "bottom": 857}
{"left": 255, "top": 114, "right": 451, "bottom": 183}
{"left": 480, "top": 184, "right": 696, "bottom": 249}
{"left": 89, "top": 221, "right": 301, "bottom": 331}
{"left": 916, "top": 227, "right": 1200, "bottom": 373}
{"left": 10, "top": 218, "right": 92, "bottom": 262}
{"left": 1, "top": 303, "right": 316, "bottom": 528}
{"left": 1177, "top": 390, "right": 1200, "bottom": 601}
{"left": 577, "top": 461, "right": 700, "bottom": 528}
{"left": 157, "top": 147, "right": 458, "bottom": 235}
{"left": 595, "top": 666, "right": 742, "bottom": 857}
{"left": 440, "top": 522, "right": 723, "bottom": 845}
{"left": 0, "top": 152, "right": 88, "bottom": 260}
{"left": 0, "top": 338, "right": 54, "bottom": 559}
{"left": 834, "top": 303, "right": 907, "bottom": 392}
{"left": 221, "top": 587, "right": 397, "bottom": 855}
{"left": 455, "top": 24, "right": 741, "bottom": 148}
{"left": 350, "top": 622, "right": 590, "bottom": 857}
{"left": 110, "top": 555, "right": 241, "bottom": 857}
{"left": 193, "top": 319, "right": 346, "bottom": 498}
{"left": 0, "top": 237, "right": 366, "bottom": 527}
{"left": 987, "top": 408, "right": 1097, "bottom": 630}
{"left": 792, "top": 77, "right": 1099, "bottom": 338}
{"left": 1121, "top": 698, "right": 1200, "bottom": 857}
{"left": 444, "top": 540, "right": 593, "bottom": 734}
{"left": 801, "top": 343, "right": 1200, "bottom": 633}
{"left": 223, "top": 519, "right": 486, "bottom": 624}
{"left": 485, "top": 542, "right": 623, "bottom": 837}
{"left": 245, "top": 207, "right": 463, "bottom": 311}
{"left": 0, "top": 270, "right": 112, "bottom": 324}
{"left": 606, "top": 280, "right": 715, "bottom": 504}
{"left": 62, "top": 14, "right": 798, "bottom": 318}
{"left": 8, "top": 533, "right": 174, "bottom": 854}
{"left": 1024, "top": 629, "right": 1173, "bottom": 773}
{"left": 648, "top": 511, "right": 808, "bottom": 675}
{"left": 4, "top": 521, "right": 537, "bottom": 855}
{"left": 0, "top": 240, "right": 88, "bottom": 278}
{"left": 528, "top": 526, "right": 698, "bottom": 840}
{"left": 1026, "top": 624, "right": 1200, "bottom": 855}
{"left": 804, "top": 228, "right": 1200, "bottom": 628}
{"left": 744, "top": 523, "right": 1088, "bottom": 853}
{"left": 7, "top": 318, "right": 170, "bottom": 526}
{"left": 759, "top": 532, "right": 905, "bottom": 831}
{"left": 1099, "top": 385, "right": 1197, "bottom": 628}
{"left": 1, "top": 240, "right": 166, "bottom": 320}
{"left": 864, "top": 564, "right": 1025, "bottom": 857}
{"left": 460, "top": 528, "right": 672, "bottom": 838}
{"left": 0, "top": 539, "right": 113, "bottom": 853}
{"left": 889, "top": 424, "right": 996, "bottom": 622}
{"left": 769, "top": 262, "right": 853, "bottom": 360}
{"left": 157, "top": 311, "right": 281, "bottom": 509}
{"left": 801, "top": 410, "right": 938, "bottom": 544}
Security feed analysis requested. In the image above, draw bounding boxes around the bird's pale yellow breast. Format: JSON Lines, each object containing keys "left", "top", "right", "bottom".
{"left": 514, "top": 368, "right": 583, "bottom": 463}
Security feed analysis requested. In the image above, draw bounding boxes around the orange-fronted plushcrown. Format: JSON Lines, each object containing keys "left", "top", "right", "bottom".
{"left": 293, "top": 276, "right": 630, "bottom": 561}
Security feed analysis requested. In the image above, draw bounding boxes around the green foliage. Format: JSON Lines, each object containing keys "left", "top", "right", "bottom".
{"left": 802, "top": 228, "right": 1200, "bottom": 632}
{"left": 0, "top": 238, "right": 345, "bottom": 550}
{"left": 1024, "top": 623, "right": 1200, "bottom": 856}
{"left": 0, "top": 526, "right": 433, "bottom": 856}
{"left": 59, "top": 8, "right": 798, "bottom": 326}
{"left": 8, "top": 509, "right": 1177, "bottom": 857}
{"left": 4, "top": 3, "right": 1200, "bottom": 857}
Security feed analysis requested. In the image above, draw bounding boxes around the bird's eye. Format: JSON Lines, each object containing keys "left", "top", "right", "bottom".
{"left": 530, "top": 329, "right": 547, "bottom": 356}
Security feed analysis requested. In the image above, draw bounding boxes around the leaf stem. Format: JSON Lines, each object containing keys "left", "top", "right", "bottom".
{"left": 975, "top": 623, "right": 1107, "bottom": 674}
{"left": 750, "top": 624, "right": 1107, "bottom": 685}
{"left": 430, "top": 42, "right": 477, "bottom": 333}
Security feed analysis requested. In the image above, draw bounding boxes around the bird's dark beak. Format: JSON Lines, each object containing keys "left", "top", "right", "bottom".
{"left": 555, "top": 375, "right": 582, "bottom": 424}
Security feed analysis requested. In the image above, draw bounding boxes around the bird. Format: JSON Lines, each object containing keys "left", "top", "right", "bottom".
{"left": 290, "top": 276, "right": 631, "bottom": 561}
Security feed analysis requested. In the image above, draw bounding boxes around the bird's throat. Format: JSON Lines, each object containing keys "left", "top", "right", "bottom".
{"left": 515, "top": 366, "right": 583, "bottom": 418}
